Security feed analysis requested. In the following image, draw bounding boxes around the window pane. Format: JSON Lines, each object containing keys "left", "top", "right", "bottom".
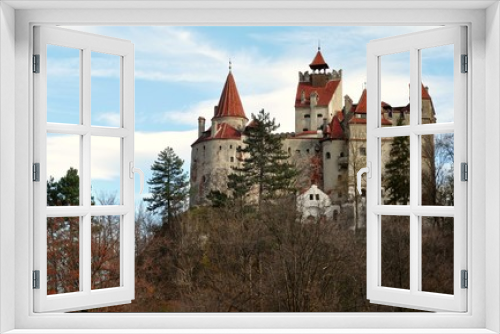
{"left": 91, "top": 215, "right": 121, "bottom": 290}
{"left": 47, "top": 133, "right": 80, "bottom": 206}
{"left": 47, "top": 217, "right": 80, "bottom": 295}
{"left": 421, "top": 134, "right": 454, "bottom": 206}
{"left": 91, "top": 136, "right": 121, "bottom": 205}
{"left": 381, "top": 215, "right": 410, "bottom": 290}
{"left": 47, "top": 44, "right": 80, "bottom": 124}
{"left": 91, "top": 52, "right": 121, "bottom": 127}
{"left": 381, "top": 136, "right": 410, "bottom": 205}
{"left": 421, "top": 216, "right": 454, "bottom": 294}
{"left": 421, "top": 45, "right": 454, "bottom": 124}
{"left": 380, "top": 51, "right": 410, "bottom": 127}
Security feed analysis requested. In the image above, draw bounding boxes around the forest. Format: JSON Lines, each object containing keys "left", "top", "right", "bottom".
{"left": 46, "top": 111, "right": 454, "bottom": 313}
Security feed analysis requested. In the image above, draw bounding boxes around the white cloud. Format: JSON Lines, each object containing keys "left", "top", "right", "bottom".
{"left": 95, "top": 112, "right": 121, "bottom": 127}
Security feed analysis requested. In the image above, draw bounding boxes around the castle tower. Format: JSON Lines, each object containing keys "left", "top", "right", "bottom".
{"left": 295, "top": 48, "right": 343, "bottom": 136}
{"left": 211, "top": 65, "right": 248, "bottom": 133}
{"left": 190, "top": 66, "right": 248, "bottom": 207}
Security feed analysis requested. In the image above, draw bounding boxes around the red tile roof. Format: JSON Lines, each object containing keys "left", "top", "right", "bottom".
{"left": 335, "top": 110, "right": 344, "bottom": 122}
{"left": 330, "top": 115, "right": 344, "bottom": 139}
{"left": 293, "top": 130, "right": 320, "bottom": 138}
{"left": 381, "top": 116, "right": 392, "bottom": 126}
{"left": 191, "top": 123, "right": 242, "bottom": 146}
{"left": 309, "top": 50, "right": 329, "bottom": 70}
{"left": 421, "top": 83, "right": 431, "bottom": 100}
{"left": 213, "top": 122, "right": 241, "bottom": 140}
{"left": 295, "top": 80, "right": 341, "bottom": 107}
{"left": 354, "top": 89, "right": 367, "bottom": 114}
{"left": 213, "top": 71, "right": 247, "bottom": 120}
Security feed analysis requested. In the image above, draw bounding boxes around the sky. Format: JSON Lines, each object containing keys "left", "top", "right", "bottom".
{"left": 45, "top": 26, "right": 454, "bottom": 204}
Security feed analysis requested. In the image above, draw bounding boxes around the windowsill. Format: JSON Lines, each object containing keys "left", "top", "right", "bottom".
{"left": 0, "top": 2, "right": 496, "bottom": 333}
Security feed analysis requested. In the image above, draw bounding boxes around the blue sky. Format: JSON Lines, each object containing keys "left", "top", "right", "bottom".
{"left": 46, "top": 25, "right": 453, "bottom": 204}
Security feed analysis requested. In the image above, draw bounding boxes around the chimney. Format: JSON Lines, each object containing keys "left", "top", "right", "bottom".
{"left": 211, "top": 120, "right": 218, "bottom": 137}
{"left": 198, "top": 117, "right": 206, "bottom": 138}
{"left": 322, "top": 118, "right": 328, "bottom": 138}
{"left": 344, "top": 95, "right": 353, "bottom": 113}
{"left": 310, "top": 92, "right": 318, "bottom": 108}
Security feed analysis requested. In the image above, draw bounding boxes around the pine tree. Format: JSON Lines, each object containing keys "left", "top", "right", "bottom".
{"left": 144, "top": 147, "right": 189, "bottom": 226}
{"left": 384, "top": 118, "right": 410, "bottom": 205}
{"left": 227, "top": 109, "right": 298, "bottom": 206}
{"left": 47, "top": 167, "right": 80, "bottom": 206}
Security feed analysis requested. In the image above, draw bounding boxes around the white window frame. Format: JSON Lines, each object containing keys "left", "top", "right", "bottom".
{"left": 366, "top": 26, "right": 467, "bottom": 312}
{"left": 33, "top": 25, "right": 136, "bottom": 313}
{"left": 0, "top": 1, "right": 498, "bottom": 333}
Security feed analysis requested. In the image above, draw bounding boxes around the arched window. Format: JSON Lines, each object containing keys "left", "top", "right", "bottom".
{"left": 326, "top": 152, "right": 331, "bottom": 159}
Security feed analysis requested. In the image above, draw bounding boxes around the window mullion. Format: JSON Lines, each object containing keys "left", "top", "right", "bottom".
{"left": 82, "top": 47, "right": 92, "bottom": 293}
{"left": 409, "top": 47, "right": 420, "bottom": 294}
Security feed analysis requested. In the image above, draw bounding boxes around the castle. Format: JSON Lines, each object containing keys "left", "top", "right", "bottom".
{"left": 190, "top": 48, "right": 436, "bottom": 207}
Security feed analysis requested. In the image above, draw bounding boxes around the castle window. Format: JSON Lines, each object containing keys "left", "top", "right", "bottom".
{"left": 360, "top": 147, "right": 366, "bottom": 156}
{"left": 317, "top": 113, "right": 323, "bottom": 118}
{"left": 219, "top": 146, "right": 222, "bottom": 150}
{"left": 306, "top": 149, "right": 310, "bottom": 154}
{"left": 230, "top": 157, "right": 234, "bottom": 162}
{"left": 309, "top": 194, "right": 313, "bottom": 200}
{"left": 340, "top": 152, "right": 344, "bottom": 157}
{"left": 315, "top": 194, "right": 320, "bottom": 200}
{"left": 230, "top": 145, "right": 233, "bottom": 149}
{"left": 303, "top": 128, "right": 309, "bottom": 131}
{"left": 304, "top": 114, "right": 310, "bottom": 118}
{"left": 326, "top": 152, "right": 331, "bottom": 159}
{"left": 288, "top": 147, "right": 291, "bottom": 154}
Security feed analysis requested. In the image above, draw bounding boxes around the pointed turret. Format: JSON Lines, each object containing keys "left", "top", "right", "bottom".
{"left": 213, "top": 69, "right": 247, "bottom": 120}
{"left": 309, "top": 47, "right": 330, "bottom": 71}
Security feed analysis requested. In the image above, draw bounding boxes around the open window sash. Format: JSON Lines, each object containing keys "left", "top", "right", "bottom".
{"left": 366, "top": 26, "right": 467, "bottom": 312}
{"left": 33, "top": 26, "right": 135, "bottom": 312}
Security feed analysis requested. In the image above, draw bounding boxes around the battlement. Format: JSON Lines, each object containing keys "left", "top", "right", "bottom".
{"left": 298, "top": 69, "right": 342, "bottom": 84}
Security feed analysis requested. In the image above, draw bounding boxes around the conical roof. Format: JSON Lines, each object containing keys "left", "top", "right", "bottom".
{"left": 213, "top": 71, "right": 247, "bottom": 120}
{"left": 309, "top": 49, "right": 329, "bottom": 70}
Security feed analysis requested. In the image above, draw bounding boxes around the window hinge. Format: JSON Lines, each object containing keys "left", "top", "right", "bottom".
{"left": 461, "top": 162, "right": 468, "bottom": 181}
{"left": 461, "top": 54, "right": 468, "bottom": 73}
{"left": 33, "top": 270, "right": 40, "bottom": 289}
{"left": 461, "top": 270, "right": 468, "bottom": 289}
{"left": 33, "top": 163, "right": 40, "bottom": 182}
{"left": 33, "top": 54, "right": 40, "bottom": 73}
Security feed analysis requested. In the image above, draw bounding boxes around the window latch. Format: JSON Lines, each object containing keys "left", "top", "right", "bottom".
{"left": 357, "top": 162, "right": 371, "bottom": 195}
{"left": 129, "top": 162, "right": 145, "bottom": 194}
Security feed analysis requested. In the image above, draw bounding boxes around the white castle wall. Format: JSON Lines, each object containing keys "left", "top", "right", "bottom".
{"left": 190, "top": 138, "right": 243, "bottom": 206}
